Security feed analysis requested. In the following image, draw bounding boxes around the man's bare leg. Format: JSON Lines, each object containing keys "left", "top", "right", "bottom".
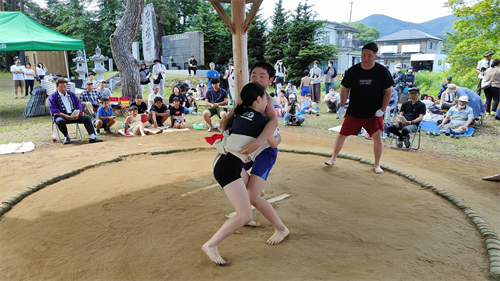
{"left": 325, "top": 134, "right": 348, "bottom": 166}
{"left": 203, "top": 110, "right": 213, "bottom": 131}
{"left": 372, "top": 130, "right": 384, "bottom": 174}
{"left": 483, "top": 173, "right": 500, "bottom": 181}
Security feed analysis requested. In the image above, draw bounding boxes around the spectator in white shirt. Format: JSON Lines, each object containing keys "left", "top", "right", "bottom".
{"left": 11, "top": 60, "right": 25, "bottom": 99}
{"left": 152, "top": 58, "right": 167, "bottom": 97}
{"left": 24, "top": 62, "right": 35, "bottom": 96}
{"left": 36, "top": 62, "right": 48, "bottom": 83}
{"left": 97, "top": 79, "right": 112, "bottom": 98}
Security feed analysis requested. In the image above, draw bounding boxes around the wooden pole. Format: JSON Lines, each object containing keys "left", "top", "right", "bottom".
{"left": 231, "top": 0, "right": 247, "bottom": 102}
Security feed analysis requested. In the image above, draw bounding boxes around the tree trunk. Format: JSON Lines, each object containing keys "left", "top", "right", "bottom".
{"left": 110, "top": 0, "right": 144, "bottom": 98}
{"left": 0, "top": 0, "right": 4, "bottom": 11}
{"left": 11, "top": 0, "right": 16, "bottom": 11}
{"left": 19, "top": 0, "right": 24, "bottom": 12}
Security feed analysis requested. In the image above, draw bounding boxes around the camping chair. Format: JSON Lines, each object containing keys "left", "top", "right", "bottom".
{"left": 120, "top": 96, "right": 131, "bottom": 116}
{"left": 389, "top": 125, "right": 421, "bottom": 151}
{"left": 51, "top": 119, "right": 83, "bottom": 143}
{"left": 109, "top": 97, "right": 123, "bottom": 116}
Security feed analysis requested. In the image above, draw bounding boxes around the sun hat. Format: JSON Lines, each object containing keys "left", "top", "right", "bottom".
{"left": 484, "top": 50, "right": 495, "bottom": 57}
{"left": 140, "top": 61, "right": 146, "bottom": 65}
{"left": 408, "top": 66, "right": 413, "bottom": 70}
{"left": 99, "top": 79, "right": 106, "bottom": 83}
{"left": 458, "top": 95, "right": 469, "bottom": 102}
{"left": 86, "top": 81, "right": 93, "bottom": 85}
{"left": 445, "top": 83, "right": 457, "bottom": 93}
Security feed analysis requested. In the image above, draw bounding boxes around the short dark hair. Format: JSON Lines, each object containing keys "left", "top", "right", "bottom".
{"left": 154, "top": 96, "right": 163, "bottom": 103}
{"left": 135, "top": 94, "right": 143, "bottom": 99}
{"left": 313, "top": 60, "right": 319, "bottom": 65}
{"left": 492, "top": 58, "right": 500, "bottom": 67}
{"left": 129, "top": 105, "right": 138, "bottom": 111}
{"left": 304, "top": 69, "right": 310, "bottom": 76}
{"left": 101, "top": 97, "right": 110, "bottom": 103}
{"left": 55, "top": 78, "right": 68, "bottom": 86}
{"left": 173, "top": 96, "right": 180, "bottom": 101}
{"left": 210, "top": 77, "right": 220, "bottom": 84}
{"left": 250, "top": 62, "right": 275, "bottom": 79}
{"left": 362, "top": 42, "right": 378, "bottom": 53}
{"left": 88, "top": 73, "right": 95, "bottom": 76}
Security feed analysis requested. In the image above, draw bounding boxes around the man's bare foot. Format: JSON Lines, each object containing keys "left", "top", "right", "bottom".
{"left": 483, "top": 173, "right": 500, "bottom": 181}
{"left": 245, "top": 221, "right": 261, "bottom": 227}
{"left": 267, "top": 226, "right": 289, "bottom": 245}
{"left": 261, "top": 190, "right": 265, "bottom": 197}
{"left": 207, "top": 126, "right": 213, "bottom": 132}
{"left": 374, "top": 165, "right": 384, "bottom": 174}
{"left": 325, "top": 157, "right": 335, "bottom": 166}
{"left": 202, "top": 243, "right": 227, "bottom": 265}
{"left": 156, "top": 129, "right": 163, "bottom": 134}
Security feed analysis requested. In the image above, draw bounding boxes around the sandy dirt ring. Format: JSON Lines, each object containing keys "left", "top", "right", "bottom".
{"left": 0, "top": 150, "right": 491, "bottom": 280}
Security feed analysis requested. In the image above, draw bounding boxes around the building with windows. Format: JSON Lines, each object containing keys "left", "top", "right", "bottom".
{"left": 320, "top": 22, "right": 362, "bottom": 75}
{"left": 374, "top": 29, "right": 446, "bottom": 73}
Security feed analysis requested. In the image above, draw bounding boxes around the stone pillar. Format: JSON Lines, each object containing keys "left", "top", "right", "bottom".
{"left": 132, "top": 42, "right": 140, "bottom": 61}
{"left": 141, "top": 3, "right": 160, "bottom": 64}
{"left": 109, "top": 58, "right": 113, "bottom": 72}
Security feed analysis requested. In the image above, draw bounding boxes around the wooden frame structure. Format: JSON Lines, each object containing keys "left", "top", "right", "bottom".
{"left": 208, "top": 0, "right": 262, "bottom": 101}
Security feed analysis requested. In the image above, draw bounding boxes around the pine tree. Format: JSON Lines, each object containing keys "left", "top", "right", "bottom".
{"left": 283, "top": 0, "right": 336, "bottom": 83}
{"left": 247, "top": 8, "right": 267, "bottom": 67}
{"left": 264, "top": 0, "right": 289, "bottom": 65}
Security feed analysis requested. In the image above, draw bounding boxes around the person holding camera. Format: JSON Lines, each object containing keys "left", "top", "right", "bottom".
{"left": 36, "top": 62, "right": 48, "bottom": 83}
{"left": 274, "top": 59, "right": 286, "bottom": 91}
{"left": 309, "top": 60, "right": 322, "bottom": 104}
{"left": 284, "top": 94, "right": 305, "bottom": 126}
{"left": 477, "top": 50, "right": 494, "bottom": 96}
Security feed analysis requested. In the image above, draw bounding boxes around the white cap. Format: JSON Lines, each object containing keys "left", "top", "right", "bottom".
{"left": 289, "top": 94, "right": 296, "bottom": 99}
{"left": 458, "top": 95, "right": 469, "bottom": 102}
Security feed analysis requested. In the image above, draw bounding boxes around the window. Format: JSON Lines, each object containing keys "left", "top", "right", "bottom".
{"left": 428, "top": 42, "right": 433, "bottom": 49}
{"left": 324, "top": 32, "right": 330, "bottom": 45}
{"left": 409, "top": 40, "right": 420, "bottom": 45}
{"left": 383, "top": 42, "right": 398, "bottom": 46}
{"left": 434, "top": 42, "right": 438, "bottom": 50}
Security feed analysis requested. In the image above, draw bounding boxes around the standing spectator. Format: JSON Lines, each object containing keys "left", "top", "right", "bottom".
{"left": 228, "top": 64, "right": 235, "bottom": 103}
{"left": 299, "top": 70, "right": 311, "bottom": 99}
{"left": 284, "top": 94, "right": 305, "bottom": 126}
{"left": 274, "top": 59, "right": 286, "bottom": 91}
{"left": 309, "top": 60, "right": 322, "bottom": 104}
{"left": 324, "top": 86, "right": 340, "bottom": 113}
{"left": 438, "top": 95, "right": 474, "bottom": 137}
{"left": 220, "top": 64, "right": 229, "bottom": 92}
{"left": 483, "top": 58, "right": 500, "bottom": 115}
{"left": 392, "top": 63, "right": 403, "bottom": 92}
{"left": 97, "top": 80, "right": 112, "bottom": 98}
{"left": 476, "top": 50, "right": 494, "bottom": 96}
{"left": 49, "top": 78, "right": 102, "bottom": 144}
{"left": 323, "top": 60, "right": 337, "bottom": 94}
{"left": 170, "top": 97, "right": 186, "bottom": 129}
{"left": 203, "top": 77, "right": 228, "bottom": 132}
{"left": 152, "top": 58, "right": 166, "bottom": 97}
{"left": 439, "top": 83, "right": 456, "bottom": 110}
{"left": 94, "top": 97, "right": 116, "bottom": 135}
{"left": 206, "top": 62, "right": 219, "bottom": 91}
{"left": 169, "top": 86, "right": 190, "bottom": 114}
{"left": 148, "top": 85, "right": 161, "bottom": 109}
{"left": 325, "top": 42, "right": 393, "bottom": 174}
{"left": 10, "top": 59, "right": 25, "bottom": 99}
{"left": 437, "top": 76, "right": 452, "bottom": 100}
{"left": 401, "top": 66, "right": 415, "bottom": 89}
{"left": 81, "top": 81, "right": 103, "bottom": 115}
{"left": 86, "top": 73, "right": 98, "bottom": 89}
{"left": 139, "top": 61, "right": 152, "bottom": 96}
{"left": 23, "top": 62, "right": 35, "bottom": 97}
{"left": 188, "top": 55, "right": 197, "bottom": 76}
{"left": 36, "top": 62, "right": 48, "bottom": 83}
{"left": 196, "top": 80, "right": 208, "bottom": 99}
{"left": 388, "top": 87, "right": 426, "bottom": 148}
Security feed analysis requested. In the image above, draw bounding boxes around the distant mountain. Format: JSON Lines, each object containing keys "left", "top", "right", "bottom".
{"left": 356, "top": 14, "right": 459, "bottom": 37}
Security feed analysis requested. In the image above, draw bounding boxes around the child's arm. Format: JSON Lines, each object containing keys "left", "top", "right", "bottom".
{"left": 266, "top": 133, "right": 281, "bottom": 148}
{"left": 124, "top": 116, "right": 131, "bottom": 134}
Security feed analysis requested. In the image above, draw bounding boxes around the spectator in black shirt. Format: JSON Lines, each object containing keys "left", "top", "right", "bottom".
{"left": 130, "top": 94, "right": 150, "bottom": 122}
{"left": 170, "top": 97, "right": 186, "bottom": 129}
{"left": 169, "top": 86, "right": 189, "bottom": 114}
{"left": 388, "top": 86, "right": 426, "bottom": 148}
{"left": 203, "top": 77, "right": 228, "bottom": 132}
{"left": 149, "top": 96, "right": 170, "bottom": 128}
{"left": 188, "top": 55, "right": 197, "bottom": 76}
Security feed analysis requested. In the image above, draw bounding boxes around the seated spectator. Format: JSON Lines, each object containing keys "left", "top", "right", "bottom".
{"left": 186, "top": 89, "right": 199, "bottom": 113}
{"left": 203, "top": 77, "right": 228, "bottom": 132}
{"left": 97, "top": 80, "right": 112, "bottom": 98}
{"left": 454, "top": 84, "right": 486, "bottom": 120}
{"left": 438, "top": 95, "right": 474, "bottom": 138}
{"left": 130, "top": 94, "right": 149, "bottom": 115}
{"left": 94, "top": 97, "right": 116, "bottom": 135}
{"left": 49, "top": 78, "right": 102, "bottom": 144}
{"left": 422, "top": 95, "right": 443, "bottom": 115}
{"left": 81, "top": 81, "right": 103, "bottom": 115}
{"left": 148, "top": 85, "right": 161, "bottom": 109}
{"left": 169, "top": 86, "right": 190, "bottom": 114}
{"left": 284, "top": 94, "right": 305, "bottom": 126}
{"left": 402, "top": 66, "right": 416, "bottom": 89}
{"left": 299, "top": 70, "right": 311, "bottom": 98}
{"left": 388, "top": 86, "right": 426, "bottom": 148}
{"left": 439, "top": 83, "right": 456, "bottom": 110}
{"left": 124, "top": 106, "right": 163, "bottom": 136}
{"left": 170, "top": 97, "right": 186, "bottom": 129}
{"left": 149, "top": 96, "right": 170, "bottom": 128}
{"left": 196, "top": 80, "right": 208, "bottom": 99}
{"left": 269, "top": 92, "right": 279, "bottom": 108}
{"left": 278, "top": 90, "right": 288, "bottom": 108}
{"left": 285, "top": 80, "right": 297, "bottom": 96}
{"left": 301, "top": 93, "right": 320, "bottom": 116}
{"left": 86, "top": 73, "right": 98, "bottom": 89}
{"left": 324, "top": 87, "right": 340, "bottom": 113}
{"left": 437, "top": 76, "right": 452, "bottom": 100}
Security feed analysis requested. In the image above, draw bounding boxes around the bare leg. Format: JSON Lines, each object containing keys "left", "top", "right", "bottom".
{"left": 202, "top": 179, "right": 253, "bottom": 265}
{"left": 132, "top": 124, "right": 146, "bottom": 136}
{"left": 239, "top": 169, "right": 260, "bottom": 227}
{"left": 247, "top": 175, "right": 289, "bottom": 245}
{"left": 325, "top": 134, "right": 348, "bottom": 166}
{"left": 372, "top": 130, "right": 384, "bottom": 174}
{"left": 483, "top": 173, "right": 500, "bottom": 181}
{"left": 203, "top": 110, "right": 213, "bottom": 131}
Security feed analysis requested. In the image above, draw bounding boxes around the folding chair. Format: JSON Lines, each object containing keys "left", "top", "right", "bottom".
{"left": 120, "top": 96, "right": 131, "bottom": 116}
{"left": 389, "top": 126, "right": 421, "bottom": 151}
{"left": 109, "top": 97, "right": 123, "bottom": 116}
{"left": 52, "top": 119, "right": 83, "bottom": 143}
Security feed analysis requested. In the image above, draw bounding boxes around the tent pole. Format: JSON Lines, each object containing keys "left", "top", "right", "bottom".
{"left": 64, "top": 51, "right": 69, "bottom": 78}
{"left": 83, "top": 50, "right": 89, "bottom": 78}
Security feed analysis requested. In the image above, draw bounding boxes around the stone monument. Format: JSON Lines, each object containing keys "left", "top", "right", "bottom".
{"left": 89, "top": 45, "right": 108, "bottom": 81}
{"left": 72, "top": 50, "right": 88, "bottom": 80}
{"left": 142, "top": 3, "right": 160, "bottom": 63}
{"left": 162, "top": 31, "right": 204, "bottom": 69}
{"left": 132, "top": 42, "right": 140, "bottom": 61}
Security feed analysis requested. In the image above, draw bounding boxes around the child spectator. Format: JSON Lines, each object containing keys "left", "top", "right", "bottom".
{"left": 94, "top": 97, "right": 116, "bottom": 135}
{"left": 170, "top": 97, "right": 186, "bottom": 129}
{"left": 324, "top": 87, "right": 340, "bottom": 113}
{"left": 124, "top": 106, "right": 163, "bottom": 136}
{"left": 299, "top": 70, "right": 311, "bottom": 99}
{"left": 97, "top": 80, "right": 112, "bottom": 98}
{"left": 149, "top": 96, "right": 170, "bottom": 128}
{"left": 169, "top": 86, "right": 190, "bottom": 114}
{"left": 279, "top": 90, "right": 288, "bottom": 108}
{"left": 196, "top": 80, "right": 208, "bottom": 99}
{"left": 301, "top": 93, "right": 320, "bottom": 115}
{"left": 284, "top": 94, "right": 305, "bottom": 126}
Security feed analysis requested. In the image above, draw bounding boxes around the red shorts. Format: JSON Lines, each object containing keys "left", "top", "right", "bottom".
{"left": 339, "top": 114, "right": 384, "bottom": 136}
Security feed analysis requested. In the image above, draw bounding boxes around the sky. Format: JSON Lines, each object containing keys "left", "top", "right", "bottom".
{"left": 259, "top": 0, "right": 453, "bottom": 24}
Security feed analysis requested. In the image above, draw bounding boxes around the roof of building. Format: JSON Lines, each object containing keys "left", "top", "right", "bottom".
{"left": 324, "top": 21, "right": 361, "bottom": 34}
{"left": 374, "top": 29, "right": 442, "bottom": 42}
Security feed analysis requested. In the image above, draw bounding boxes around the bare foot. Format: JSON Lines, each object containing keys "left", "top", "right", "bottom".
{"left": 245, "top": 221, "right": 261, "bottom": 227}
{"left": 261, "top": 190, "right": 265, "bottom": 197}
{"left": 141, "top": 133, "right": 146, "bottom": 137}
{"left": 267, "top": 226, "right": 289, "bottom": 245}
{"left": 156, "top": 129, "right": 163, "bottom": 134}
{"left": 202, "top": 243, "right": 227, "bottom": 265}
{"left": 374, "top": 165, "right": 384, "bottom": 174}
{"left": 483, "top": 173, "right": 500, "bottom": 181}
{"left": 325, "top": 157, "right": 335, "bottom": 166}
{"left": 207, "top": 127, "right": 213, "bottom": 132}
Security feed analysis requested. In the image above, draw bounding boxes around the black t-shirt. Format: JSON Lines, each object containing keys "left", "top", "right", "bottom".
{"left": 169, "top": 93, "right": 187, "bottom": 106}
{"left": 400, "top": 100, "right": 426, "bottom": 125}
{"left": 341, "top": 63, "right": 394, "bottom": 119}
{"left": 206, "top": 88, "right": 228, "bottom": 104}
{"left": 229, "top": 108, "right": 268, "bottom": 138}
{"left": 189, "top": 59, "right": 197, "bottom": 68}
{"left": 169, "top": 105, "right": 185, "bottom": 120}
{"left": 130, "top": 101, "right": 148, "bottom": 114}
{"left": 150, "top": 104, "right": 168, "bottom": 114}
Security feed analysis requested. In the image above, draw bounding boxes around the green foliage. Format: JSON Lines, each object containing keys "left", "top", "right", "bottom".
{"left": 265, "top": 0, "right": 289, "bottom": 64}
{"left": 283, "top": 0, "right": 336, "bottom": 82}
{"left": 188, "top": 1, "right": 232, "bottom": 69}
{"left": 414, "top": 71, "right": 476, "bottom": 98}
{"left": 443, "top": 0, "right": 500, "bottom": 82}
{"left": 147, "top": 0, "right": 201, "bottom": 35}
{"left": 247, "top": 9, "right": 267, "bottom": 67}
{"left": 346, "top": 22, "right": 380, "bottom": 45}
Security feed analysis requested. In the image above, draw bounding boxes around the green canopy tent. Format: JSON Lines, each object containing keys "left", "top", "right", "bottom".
{"left": 0, "top": 11, "right": 85, "bottom": 77}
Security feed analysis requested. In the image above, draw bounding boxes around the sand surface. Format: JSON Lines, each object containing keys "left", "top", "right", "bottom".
{"left": 0, "top": 130, "right": 498, "bottom": 281}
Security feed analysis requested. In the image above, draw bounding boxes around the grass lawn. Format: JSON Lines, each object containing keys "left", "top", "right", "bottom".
{"left": 0, "top": 71, "right": 498, "bottom": 167}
